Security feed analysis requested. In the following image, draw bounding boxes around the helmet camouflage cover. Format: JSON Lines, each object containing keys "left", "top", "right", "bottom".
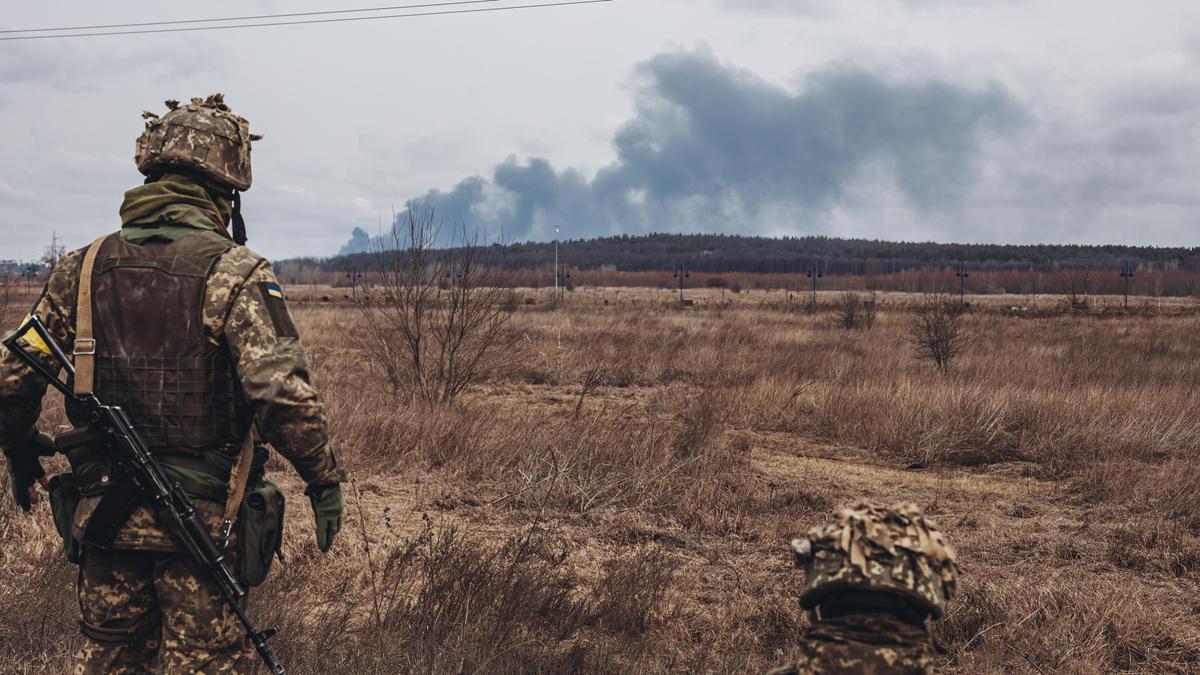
{"left": 792, "top": 501, "right": 958, "bottom": 619}
{"left": 135, "top": 94, "right": 261, "bottom": 191}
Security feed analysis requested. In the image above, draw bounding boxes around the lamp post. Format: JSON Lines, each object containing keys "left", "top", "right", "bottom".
{"left": 955, "top": 262, "right": 969, "bottom": 309}
{"left": 806, "top": 264, "right": 822, "bottom": 307}
{"left": 556, "top": 264, "right": 570, "bottom": 303}
{"left": 1120, "top": 261, "right": 1134, "bottom": 309}
{"left": 673, "top": 264, "right": 689, "bottom": 304}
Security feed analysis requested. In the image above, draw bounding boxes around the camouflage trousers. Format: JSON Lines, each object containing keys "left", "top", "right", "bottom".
{"left": 75, "top": 545, "right": 253, "bottom": 674}
{"left": 767, "top": 613, "right": 936, "bottom": 675}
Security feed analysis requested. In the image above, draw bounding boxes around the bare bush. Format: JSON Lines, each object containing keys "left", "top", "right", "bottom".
{"left": 834, "top": 291, "right": 876, "bottom": 330}
{"left": 266, "top": 523, "right": 678, "bottom": 673}
{"left": 0, "top": 273, "right": 15, "bottom": 328}
{"left": 358, "top": 206, "right": 511, "bottom": 403}
{"left": 909, "top": 295, "right": 968, "bottom": 370}
{"left": 574, "top": 363, "right": 606, "bottom": 418}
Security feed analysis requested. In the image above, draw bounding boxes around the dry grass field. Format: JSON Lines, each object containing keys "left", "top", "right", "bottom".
{"left": 3, "top": 285, "right": 1200, "bottom": 673}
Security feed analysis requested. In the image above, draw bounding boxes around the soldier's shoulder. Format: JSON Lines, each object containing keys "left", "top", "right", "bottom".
{"left": 207, "top": 242, "right": 277, "bottom": 294}
{"left": 213, "top": 242, "right": 269, "bottom": 276}
{"left": 50, "top": 247, "right": 88, "bottom": 278}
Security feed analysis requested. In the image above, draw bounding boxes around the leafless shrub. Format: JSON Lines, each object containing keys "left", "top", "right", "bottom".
{"left": 909, "top": 294, "right": 969, "bottom": 370}
{"left": 358, "top": 205, "right": 511, "bottom": 403}
{"left": 575, "top": 363, "right": 607, "bottom": 418}
{"left": 834, "top": 291, "right": 876, "bottom": 330}
{"left": 0, "top": 273, "right": 15, "bottom": 327}
{"left": 1066, "top": 271, "right": 1090, "bottom": 311}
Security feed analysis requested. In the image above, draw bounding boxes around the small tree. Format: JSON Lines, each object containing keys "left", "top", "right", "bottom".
{"left": 358, "top": 205, "right": 511, "bottom": 403}
{"left": 835, "top": 291, "right": 876, "bottom": 330}
{"left": 909, "top": 295, "right": 968, "bottom": 370}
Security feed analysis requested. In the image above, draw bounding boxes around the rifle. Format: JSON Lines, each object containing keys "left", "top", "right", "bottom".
{"left": 3, "top": 314, "right": 286, "bottom": 675}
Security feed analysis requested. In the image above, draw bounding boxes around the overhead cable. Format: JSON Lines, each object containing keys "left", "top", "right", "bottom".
{"left": 0, "top": 0, "right": 614, "bottom": 41}
{"left": 0, "top": 0, "right": 500, "bottom": 34}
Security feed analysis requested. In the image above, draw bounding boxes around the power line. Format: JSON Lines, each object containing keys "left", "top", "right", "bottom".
{"left": 0, "top": 0, "right": 614, "bottom": 41}
{"left": 0, "top": 0, "right": 499, "bottom": 35}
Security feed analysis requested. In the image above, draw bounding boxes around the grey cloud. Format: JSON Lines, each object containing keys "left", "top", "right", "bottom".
{"left": 345, "top": 48, "right": 1026, "bottom": 252}
{"left": 0, "top": 40, "right": 229, "bottom": 94}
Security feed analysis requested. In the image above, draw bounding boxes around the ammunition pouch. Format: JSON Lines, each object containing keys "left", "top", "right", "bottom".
{"left": 236, "top": 480, "right": 285, "bottom": 587}
{"left": 47, "top": 473, "right": 83, "bottom": 564}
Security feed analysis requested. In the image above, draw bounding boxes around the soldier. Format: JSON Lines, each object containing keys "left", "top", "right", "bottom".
{"left": 0, "top": 94, "right": 345, "bottom": 673}
{"left": 769, "top": 502, "right": 959, "bottom": 675}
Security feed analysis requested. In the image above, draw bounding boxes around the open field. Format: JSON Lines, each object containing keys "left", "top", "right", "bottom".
{"left": 3, "top": 287, "right": 1200, "bottom": 673}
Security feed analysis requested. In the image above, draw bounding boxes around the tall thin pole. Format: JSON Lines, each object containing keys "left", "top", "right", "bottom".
{"left": 673, "top": 264, "right": 688, "bottom": 304}
{"left": 806, "top": 264, "right": 821, "bottom": 306}
{"left": 1120, "top": 261, "right": 1134, "bottom": 308}
{"left": 554, "top": 227, "right": 559, "bottom": 304}
{"left": 956, "top": 262, "right": 969, "bottom": 309}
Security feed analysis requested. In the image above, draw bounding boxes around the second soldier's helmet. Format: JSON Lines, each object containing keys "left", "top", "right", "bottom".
{"left": 135, "top": 94, "right": 261, "bottom": 191}
{"left": 791, "top": 501, "right": 958, "bottom": 619}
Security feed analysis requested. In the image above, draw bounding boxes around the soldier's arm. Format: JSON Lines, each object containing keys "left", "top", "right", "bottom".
{"left": 219, "top": 256, "right": 342, "bottom": 488}
{"left": 0, "top": 251, "right": 81, "bottom": 446}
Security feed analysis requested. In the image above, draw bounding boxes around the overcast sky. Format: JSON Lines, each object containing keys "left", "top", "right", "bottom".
{"left": 1, "top": 0, "right": 1198, "bottom": 260}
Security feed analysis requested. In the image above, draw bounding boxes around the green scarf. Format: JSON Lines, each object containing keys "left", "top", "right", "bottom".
{"left": 119, "top": 173, "right": 233, "bottom": 242}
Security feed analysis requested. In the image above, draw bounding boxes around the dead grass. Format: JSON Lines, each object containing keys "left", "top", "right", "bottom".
{"left": 3, "top": 289, "right": 1200, "bottom": 673}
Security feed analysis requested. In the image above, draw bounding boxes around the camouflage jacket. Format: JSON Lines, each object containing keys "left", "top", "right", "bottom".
{"left": 0, "top": 211, "right": 341, "bottom": 550}
{"left": 767, "top": 614, "right": 936, "bottom": 675}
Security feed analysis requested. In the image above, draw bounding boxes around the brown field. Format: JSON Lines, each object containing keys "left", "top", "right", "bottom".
{"left": 3, "top": 286, "right": 1200, "bottom": 673}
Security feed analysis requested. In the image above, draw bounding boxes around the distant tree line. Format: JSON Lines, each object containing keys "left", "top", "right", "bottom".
{"left": 284, "top": 232, "right": 1200, "bottom": 277}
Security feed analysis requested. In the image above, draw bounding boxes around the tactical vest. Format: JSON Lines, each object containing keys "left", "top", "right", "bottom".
{"left": 66, "top": 232, "right": 250, "bottom": 456}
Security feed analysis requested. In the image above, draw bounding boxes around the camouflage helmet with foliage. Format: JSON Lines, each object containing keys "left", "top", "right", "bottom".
{"left": 135, "top": 94, "right": 261, "bottom": 191}
{"left": 792, "top": 501, "right": 958, "bottom": 619}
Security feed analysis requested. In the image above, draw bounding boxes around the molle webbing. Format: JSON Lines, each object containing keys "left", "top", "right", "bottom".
{"left": 95, "top": 354, "right": 241, "bottom": 450}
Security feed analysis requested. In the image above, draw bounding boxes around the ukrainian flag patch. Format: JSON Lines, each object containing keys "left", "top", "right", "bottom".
{"left": 257, "top": 282, "right": 299, "bottom": 338}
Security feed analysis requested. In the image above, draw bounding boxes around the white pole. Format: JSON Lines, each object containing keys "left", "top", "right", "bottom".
{"left": 554, "top": 227, "right": 560, "bottom": 303}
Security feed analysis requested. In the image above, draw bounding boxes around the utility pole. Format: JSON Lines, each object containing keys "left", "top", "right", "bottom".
{"left": 1120, "top": 261, "right": 1134, "bottom": 309}
{"left": 806, "top": 264, "right": 822, "bottom": 307}
{"left": 955, "top": 262, "right": 969, "bottom": 309}
{"left": 43, "top": 231, "right": 64, "bottom": 269}
{"left": 673, "top": 264, "right": 689, "bottom": 304}
{"left": 554, "top": 226, "right": 560, "bottom": 305}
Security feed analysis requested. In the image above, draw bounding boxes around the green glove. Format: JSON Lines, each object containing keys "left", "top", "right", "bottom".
{"left": 3, "top": 431, "right": 55, "bottom": 512}
{"left": 306, "top": 484, "right": 344, "bottom": 553}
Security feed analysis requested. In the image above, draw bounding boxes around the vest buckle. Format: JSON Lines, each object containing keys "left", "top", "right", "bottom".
{"left": 74, "top": 338, "right": 97, "bottom": 356}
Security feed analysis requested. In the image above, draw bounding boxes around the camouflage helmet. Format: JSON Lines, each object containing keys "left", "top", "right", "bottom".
{"left": 792, "top": 502, "right": 958, "bottom": 619}
{"left": 135, "top": 94, "right": 261, "bottom": 191}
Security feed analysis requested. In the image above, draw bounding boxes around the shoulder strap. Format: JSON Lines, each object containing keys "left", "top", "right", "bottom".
{"left": 73, "top": 235, "right": 109, "bottom": 397}
{"left": 223, "top": 429, "right": 256, "bottom": 528}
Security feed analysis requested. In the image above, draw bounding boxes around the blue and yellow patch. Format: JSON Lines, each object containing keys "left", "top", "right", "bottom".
{"left": 256, "top": 282, "right": 299, "bottom": 338}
